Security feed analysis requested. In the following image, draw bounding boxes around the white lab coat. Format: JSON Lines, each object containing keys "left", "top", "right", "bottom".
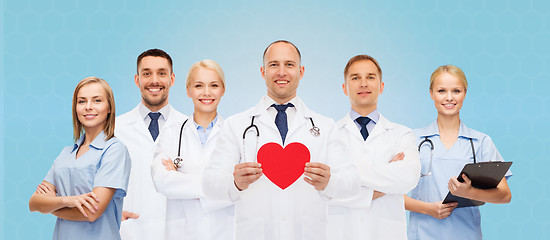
{"left": 203, "top": 96, "right": 359, "bottom": 240}
{"left": 115, "top": 104, "right": 187, "bottom": 240}
{"left": 151, "top": 115, "right": 234, "bottom": 240}
{"left": 328, "top": 113, "right": 421, "bottom": 240}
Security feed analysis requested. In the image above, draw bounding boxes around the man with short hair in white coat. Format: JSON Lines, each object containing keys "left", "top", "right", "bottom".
{"left": 203, "top": 40, "right": 359, "bottom": 240}
{"left": 328, "top": 55, "right": 421, "bottom": 240}
{"left": 116, "top": 49, "right": 187, "bottom": 240}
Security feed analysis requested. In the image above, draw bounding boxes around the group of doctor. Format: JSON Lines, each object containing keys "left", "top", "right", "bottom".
{"left": 29, "top": 40, "right": 512, "bottom": 240}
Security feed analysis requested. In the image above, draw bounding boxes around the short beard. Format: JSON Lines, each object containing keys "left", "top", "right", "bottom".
{"left": 142, "top": 94, "right": 168, "bottom": 108}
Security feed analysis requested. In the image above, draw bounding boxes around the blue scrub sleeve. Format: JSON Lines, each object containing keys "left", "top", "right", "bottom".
{"left": 44, "top": 165, "right": 55, "bottom": 185}
{"left": 43, "top": 146, "right": 70, "bottom": 185}
{"left": 93, "top": 141, "right": 132, "bottom": 198}
{"left": 479, "top": 135, "right": 512, "bottom": 178}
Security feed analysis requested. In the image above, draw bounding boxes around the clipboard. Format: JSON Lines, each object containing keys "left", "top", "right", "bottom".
{"left": 442, "top": 161, "right": 512, "bottom": 208}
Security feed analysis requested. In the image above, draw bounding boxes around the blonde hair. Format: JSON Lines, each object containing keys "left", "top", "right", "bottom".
{"left": 185, "top": 59, "right": 225, "bottom": 88}
{"left": 429, "top": 65, "right": 468, "bottom": 90}
{"left": 72, "top": 77, "right": 116, "bottom": 142}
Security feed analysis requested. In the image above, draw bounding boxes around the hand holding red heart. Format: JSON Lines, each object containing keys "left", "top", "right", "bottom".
{"left": 233, "top": 162, "right": 263, "bottom": 191}
{"left": 304, "top": 162, "right": 331, "bottom": 191}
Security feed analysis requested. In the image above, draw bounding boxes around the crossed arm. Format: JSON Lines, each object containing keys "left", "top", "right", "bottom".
{"left": 29, "top": 180, "right": 115, "bottom": 222}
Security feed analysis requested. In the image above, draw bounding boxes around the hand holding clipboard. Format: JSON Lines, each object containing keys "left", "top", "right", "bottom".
{"left": 442, "top": 161, "right": 513, "bottom": 208}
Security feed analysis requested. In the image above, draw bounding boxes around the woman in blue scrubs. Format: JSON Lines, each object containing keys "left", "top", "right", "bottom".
{"left": 405, "top": 65, "right": 512, "bottom": 240}
{"left": 29, "top": 77, "right": 131, "bottom": 240}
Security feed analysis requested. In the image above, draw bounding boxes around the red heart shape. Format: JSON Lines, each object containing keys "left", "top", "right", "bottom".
{"left": 257, "top": 142, "right": 310, "bottom": 190}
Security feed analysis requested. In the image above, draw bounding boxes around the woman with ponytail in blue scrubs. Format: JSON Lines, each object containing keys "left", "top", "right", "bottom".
{"left": 405, "top": 65, "right": 512, "bottom": 240}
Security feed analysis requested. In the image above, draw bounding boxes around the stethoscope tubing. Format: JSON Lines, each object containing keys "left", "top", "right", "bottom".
{"left": 418, "top": 136, "right": 477, "bottom": 177}
{"left": 241, "top": 115, "right": 320, "bottom": 162}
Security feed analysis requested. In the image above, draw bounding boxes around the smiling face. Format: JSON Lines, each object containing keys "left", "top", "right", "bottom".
{"left": 187, "top": 67, "right": 225, "bottom": 115}
{"left": 261, "top": 42, "right": 304, "bottom": 104}
{"left": 135, "top": 56, "right": 175, "bottom": 112}
{"left": 343, "top": 60, "right": 384, "bottom": 115}
{"left": 75, "top": 82, "right": 111, "bottom": 133}
{"left": 430, "top": 72, "right": 467, "bottom": 117}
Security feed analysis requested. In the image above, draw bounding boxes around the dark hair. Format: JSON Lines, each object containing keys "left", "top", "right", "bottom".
{"left": 137, "top": 49, "right": 173, "bottom": 73}
{"left": 343, "top": 55, "right": 382, "bottom": 81}
{"left": 262, "top": 40, "right": 301, "bottom": 63}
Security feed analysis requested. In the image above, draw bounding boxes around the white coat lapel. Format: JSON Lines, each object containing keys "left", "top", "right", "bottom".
{"left": 250, "top": 98, "right": 278, "bottom": 133}
{"left": 287, "top": 99, "right": 307, "bottom": 140}
{"left": 366, "top": 114, "right": 392, "bottom": 142}
{"left": 130, "top": 108, "right": 155, "bottom": 142}
{"left": 343, "top": 114, "right": 365, "bottom": 142}
{"left": 205, "top": 116, "right": 224, "bottom": 145}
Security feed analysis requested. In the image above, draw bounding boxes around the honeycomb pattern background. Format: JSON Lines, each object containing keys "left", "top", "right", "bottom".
{"left": 2, "top": 0, "right": 549, "bottom": 239}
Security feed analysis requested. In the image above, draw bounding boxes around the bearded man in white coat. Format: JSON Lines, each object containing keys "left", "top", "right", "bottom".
{"left": 328, "top": 55, "right": 421, "bottom": 240}
{"left": 203, "top": 40, "right": 359, "bottom": 240}
{"left": 116, "top": 49, "right": 187, "bottom": 239}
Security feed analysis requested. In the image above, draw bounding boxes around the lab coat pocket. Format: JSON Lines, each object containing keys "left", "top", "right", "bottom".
{"left": 302, "top": 215, "right": 328, "bottom": 240}
{"left": 235, "top": 218, "right": 264, "bottom": 240}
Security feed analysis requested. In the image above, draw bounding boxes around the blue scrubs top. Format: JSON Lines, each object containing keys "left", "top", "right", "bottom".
{"left": 408, "top": 121, "right": 512, "bottom": 240}
{"left": 44, "top": 131, "right": 131, "bottom": 240}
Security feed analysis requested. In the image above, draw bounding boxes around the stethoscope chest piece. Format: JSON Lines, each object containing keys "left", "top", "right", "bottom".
{"left": 310, "top": 126, "right": 320, "bottom": 137}
{"left": 173, "top": 157, "right": 183, "bottom": 169}
{"left": 308, "top": 118, "right": 320, "bottom": 137}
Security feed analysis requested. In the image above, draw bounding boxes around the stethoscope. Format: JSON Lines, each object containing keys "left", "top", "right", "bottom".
{"left": 173, "top": 119, "right": 189, "bottom": 169}
{"left": 241, "top": 115, "right": 320, "bottom": 162}
{"left": 418, "top": 136, "right": 477, "bottom": 177}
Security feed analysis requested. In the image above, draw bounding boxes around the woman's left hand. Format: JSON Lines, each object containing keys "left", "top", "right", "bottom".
{"left": 448, "top": 174, "right": 473, "bottom": 198}
{"left": 35, "top": 182, "right": 56, "bottom": 197}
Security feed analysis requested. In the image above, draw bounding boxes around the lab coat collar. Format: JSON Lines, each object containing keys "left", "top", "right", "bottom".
{"left": 126, "top": 103, "right": 178, "bottom": 142}
{"left": 249, "top": 95, "right": 315, "bottom": 137}
{"left": 185, "top": 113, "right": 225, "bottom": 145}
{"left": 339, "top": 112, "right": 394, "bottom": 142}
{"left": 72, "top": 131, "right": 107, "bottom": 152}
{"left": 208, "top": 115, "right": 224, "bottom": 144}
{"left": 249, "top": 95, "right": 315, "bottom": 118}
{"left": 338, "top": 113, "right": 364, "bottom": 142}
{"left": 458, "top": 121, "right": 479, "bottom": 140}
{"left": 138, "top": 101, "right": 170, "bottom": 121}
{"left": 418, "top": 120, "right": 479, "bottom": 140}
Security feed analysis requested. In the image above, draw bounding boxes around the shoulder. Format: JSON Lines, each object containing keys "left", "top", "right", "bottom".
{"left": 59, "top": 145, "right": 75, "bottom": 156}
{"left": 413, "top": 124, "right": 434, "bottom": 138}
{"left": 104, "top": 137, "right": 129, "bottom": 153}
{"left": 379, "top": 114, "right": 413, "bottom": 134}
{"left": 115, "top": 107, "right": 138, "bottom": 125}
{"left": 224, "top": 107, "right": 255, "bottom": 125}
{"left": 168, "top": 105, "right": 188, "bottom": 121}
{"left": 299, "top": 101, "right": 336, "bottom": 127}
{"left": 464, "top": 126, "right": 493, "bottom": 145}
{"left": 336, "top": 115, "right": 350, "bottom": 129}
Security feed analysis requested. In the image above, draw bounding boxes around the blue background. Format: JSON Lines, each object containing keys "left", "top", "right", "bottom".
{"left": 2, "top": 0, "right": 549, "bottom": 239}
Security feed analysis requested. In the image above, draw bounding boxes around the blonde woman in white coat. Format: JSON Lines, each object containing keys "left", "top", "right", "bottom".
{"left": 151, "top": 60, "right": 234, "bottom": 240}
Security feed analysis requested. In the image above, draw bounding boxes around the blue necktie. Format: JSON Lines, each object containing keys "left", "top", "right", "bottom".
{"left": 272, "top": 103, "right": 294, "bottom": 144}
{"left": 148, "top": 112, "right": 161, "bottom": 141}
{"left": 356, "top": 116, "right": 371, "bottom": 141}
